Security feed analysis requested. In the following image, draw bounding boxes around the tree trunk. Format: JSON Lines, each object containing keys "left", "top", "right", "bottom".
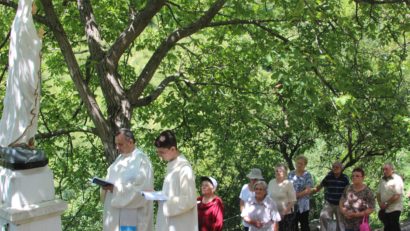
{"left": 98, "top": 105, "right": 133, "bottom": 164}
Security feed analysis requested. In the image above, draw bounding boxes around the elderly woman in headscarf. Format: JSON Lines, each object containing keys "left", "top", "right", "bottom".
{"left": 197, "top": 176, "right": 224, "bottom": 231}
{"left": 241, "top": 180, "right": 281, "bottom": 231}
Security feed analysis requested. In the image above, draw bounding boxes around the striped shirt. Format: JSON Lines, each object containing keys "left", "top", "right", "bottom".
{"left": 320, "top": 172, "right": 349, "bottom": 205}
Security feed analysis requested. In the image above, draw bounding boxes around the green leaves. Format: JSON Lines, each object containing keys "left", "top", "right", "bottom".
{"left": 1, "top": 0, "right": 409, "bottom": 229}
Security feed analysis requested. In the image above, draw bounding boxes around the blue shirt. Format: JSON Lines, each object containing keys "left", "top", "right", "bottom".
{"left": 320, "top": 172, "right": 349, "bottom": 205}
{"left": 288, "top": 170, "right": 313, "bottom": 213}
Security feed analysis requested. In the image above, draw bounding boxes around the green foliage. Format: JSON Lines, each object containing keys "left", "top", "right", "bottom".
{"left": 0, "top": 0, "right": 409, "bottom": 230}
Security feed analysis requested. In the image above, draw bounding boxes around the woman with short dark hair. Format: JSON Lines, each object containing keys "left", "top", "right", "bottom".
{"left": 339, "top": 167, "right": 375, "bottom": 231}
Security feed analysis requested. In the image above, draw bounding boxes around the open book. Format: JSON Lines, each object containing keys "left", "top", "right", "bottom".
{"left": 141, "top": 191, "right": 168, "bottom": 201}
{"left": 90, "top": 177, "right": 114, "bottom": 187}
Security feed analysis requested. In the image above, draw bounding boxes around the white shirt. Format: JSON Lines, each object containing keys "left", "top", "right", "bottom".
{"left": 239, "top": 184, "right": 254, "bottom": 227}
{"left": 241, "top": 196, "right": 281, "bottom": 231}
{"left": 156, "top": 155, "right": 198, "bottom": 231}
{"left": 377, "top": 173, "right": 404, "bottom": 213}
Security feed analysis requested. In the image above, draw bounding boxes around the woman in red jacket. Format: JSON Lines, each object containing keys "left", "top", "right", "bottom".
{"left": 197, "top": 176, "right": 224, "bottom": 231}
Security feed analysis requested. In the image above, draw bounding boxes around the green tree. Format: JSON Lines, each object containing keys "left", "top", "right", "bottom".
{"left": 1, "top": 0, "right": 409, "bottom": 230}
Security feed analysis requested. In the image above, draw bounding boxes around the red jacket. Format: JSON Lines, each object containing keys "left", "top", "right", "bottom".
{"left": 197, "top": 196, "right": 224, "bottom": 231}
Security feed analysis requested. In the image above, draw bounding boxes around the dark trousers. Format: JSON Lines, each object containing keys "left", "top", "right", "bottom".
{"left": 279, "top": 213, "right": 296, "bottom": 231}
{"left": 243, "top": 227, "right": 249, "bottom": 231}
{"left": 295, "top": 210, "right": 310, "bottom": 231}
{"left": 382, "top": 210, "right": 401, "bottom": 231}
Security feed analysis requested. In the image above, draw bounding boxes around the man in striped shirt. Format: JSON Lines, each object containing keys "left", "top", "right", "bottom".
{"left": 312, "top": 161, "right": 349, "bottom": 231}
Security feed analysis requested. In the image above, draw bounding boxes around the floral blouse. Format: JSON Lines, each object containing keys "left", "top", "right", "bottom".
{"left": 340, "top": 185, "right": 375, "bottom": 230}
{"left": 288, "top": 170, "right": 313, "bottom": 213}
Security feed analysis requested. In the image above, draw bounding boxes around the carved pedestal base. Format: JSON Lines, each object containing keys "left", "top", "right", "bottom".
{"left": 0, "top": 166, "right": 67, "bottom": 231}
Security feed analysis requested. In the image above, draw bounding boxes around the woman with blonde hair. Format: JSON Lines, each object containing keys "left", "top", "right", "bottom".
{"left": 268, "top": 164, "right": 297, "bottom": 231}
{"left": 288, "top": 155, "right": 314, "bottom": 231}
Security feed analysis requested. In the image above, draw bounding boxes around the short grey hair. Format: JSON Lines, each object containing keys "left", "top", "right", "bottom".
{"left": 253, "top": 180, "right": 268, "bottom": 191}
{"left": 384, "top": 163, "right": 394, "bottom": 170}
{"left": 332, "top": 161, "right": 343, "bottom": 168}
{"left": 116, "top": 128, "right": 135, "bottom": 143}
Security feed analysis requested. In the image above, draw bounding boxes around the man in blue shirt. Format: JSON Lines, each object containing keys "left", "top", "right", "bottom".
{"left": 312, "top": 161, "right": 349, "bottom": 231}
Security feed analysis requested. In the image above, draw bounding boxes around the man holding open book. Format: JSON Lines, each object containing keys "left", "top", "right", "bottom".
{"left": 100, "top": 128, "right": 154, "bottom": 231}
{"left": 154, "top": 130, "right": 198, "bottom": 231}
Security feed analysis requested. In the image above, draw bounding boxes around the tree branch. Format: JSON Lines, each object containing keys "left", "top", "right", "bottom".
{"left": 310, "top": 63, "right": 339, "bottom": 96}
{"left": 203, "top": 17, "right": 339, "bottom": 98}
{"left": 164, "top": 2, "right": 184, "bottom": 28}
{"left": 77, "top": 0, "right": 104, "bottom": 58}
{"left": 127, "top": 0, "right": 227, "bottom": 103}
{"left": 0, "top": 63, "right": 8, "bottom": 84}
{"left": 0, "top": 29, "right": 9, "bottom": 83}
{"left": 39, "top": 0, "right": 110, "bottom": 138}
{"left": 0, "top": 0, "right": 50, "bottom": 27}
{"left": 132, "top": 74, "right": 180, "bottom": 107}
{"left": 107, "top": 0, "right": 167, "bottom": 66}
{"left": 36, "top": 128, "right": 96, "bottom": 139}
{"left": 208, "top": 19, "right": 290, "bottom": 43}
{"left": 92, "top": 0, "right": 167, "bottom": 122}
{"left": 132, "top": 75, "right": 181, "bottom": 107}
{"left": 354, "top": 0, "right": 409, "bottom": 4}
{"left": 0, "top": 29, "right": 10, "bottom": 51}
{"left": 0, "top": 0, "right": 17, "bottom": 8}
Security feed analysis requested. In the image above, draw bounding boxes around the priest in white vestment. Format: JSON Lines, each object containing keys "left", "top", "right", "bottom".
{"left": 154, "top": 130, "right": 198, "bottom": 231}
{"left": 101, "top": 128, "right": 154, "bottom": 231}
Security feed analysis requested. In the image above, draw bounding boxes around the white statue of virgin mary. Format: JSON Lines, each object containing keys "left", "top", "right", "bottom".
{"left": 0, "top": 0, "right": 42, "bottom": 148}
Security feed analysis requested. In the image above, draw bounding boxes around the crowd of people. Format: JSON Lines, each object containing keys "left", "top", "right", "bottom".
{"left": 239, "top": 160, "right": 404, "bottom": 231}
{"left": 99, "top": 128, "right": 405, "bottom": 231}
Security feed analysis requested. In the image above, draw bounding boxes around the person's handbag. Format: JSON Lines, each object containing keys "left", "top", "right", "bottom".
{"left": 359, "top": 216, "right": 371, "bottom": 231}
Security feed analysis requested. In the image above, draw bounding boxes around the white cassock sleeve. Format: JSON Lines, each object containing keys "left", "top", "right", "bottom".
{"left": 163, "top": 165, "right": 197, "bottom": 217}
{"left": 110, "top": 155, "right": 152, "bottom": 209}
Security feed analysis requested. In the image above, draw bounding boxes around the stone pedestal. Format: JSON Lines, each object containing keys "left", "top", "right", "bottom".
{"left": 0, "top": 166, "right": 67, "bottom": 231}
